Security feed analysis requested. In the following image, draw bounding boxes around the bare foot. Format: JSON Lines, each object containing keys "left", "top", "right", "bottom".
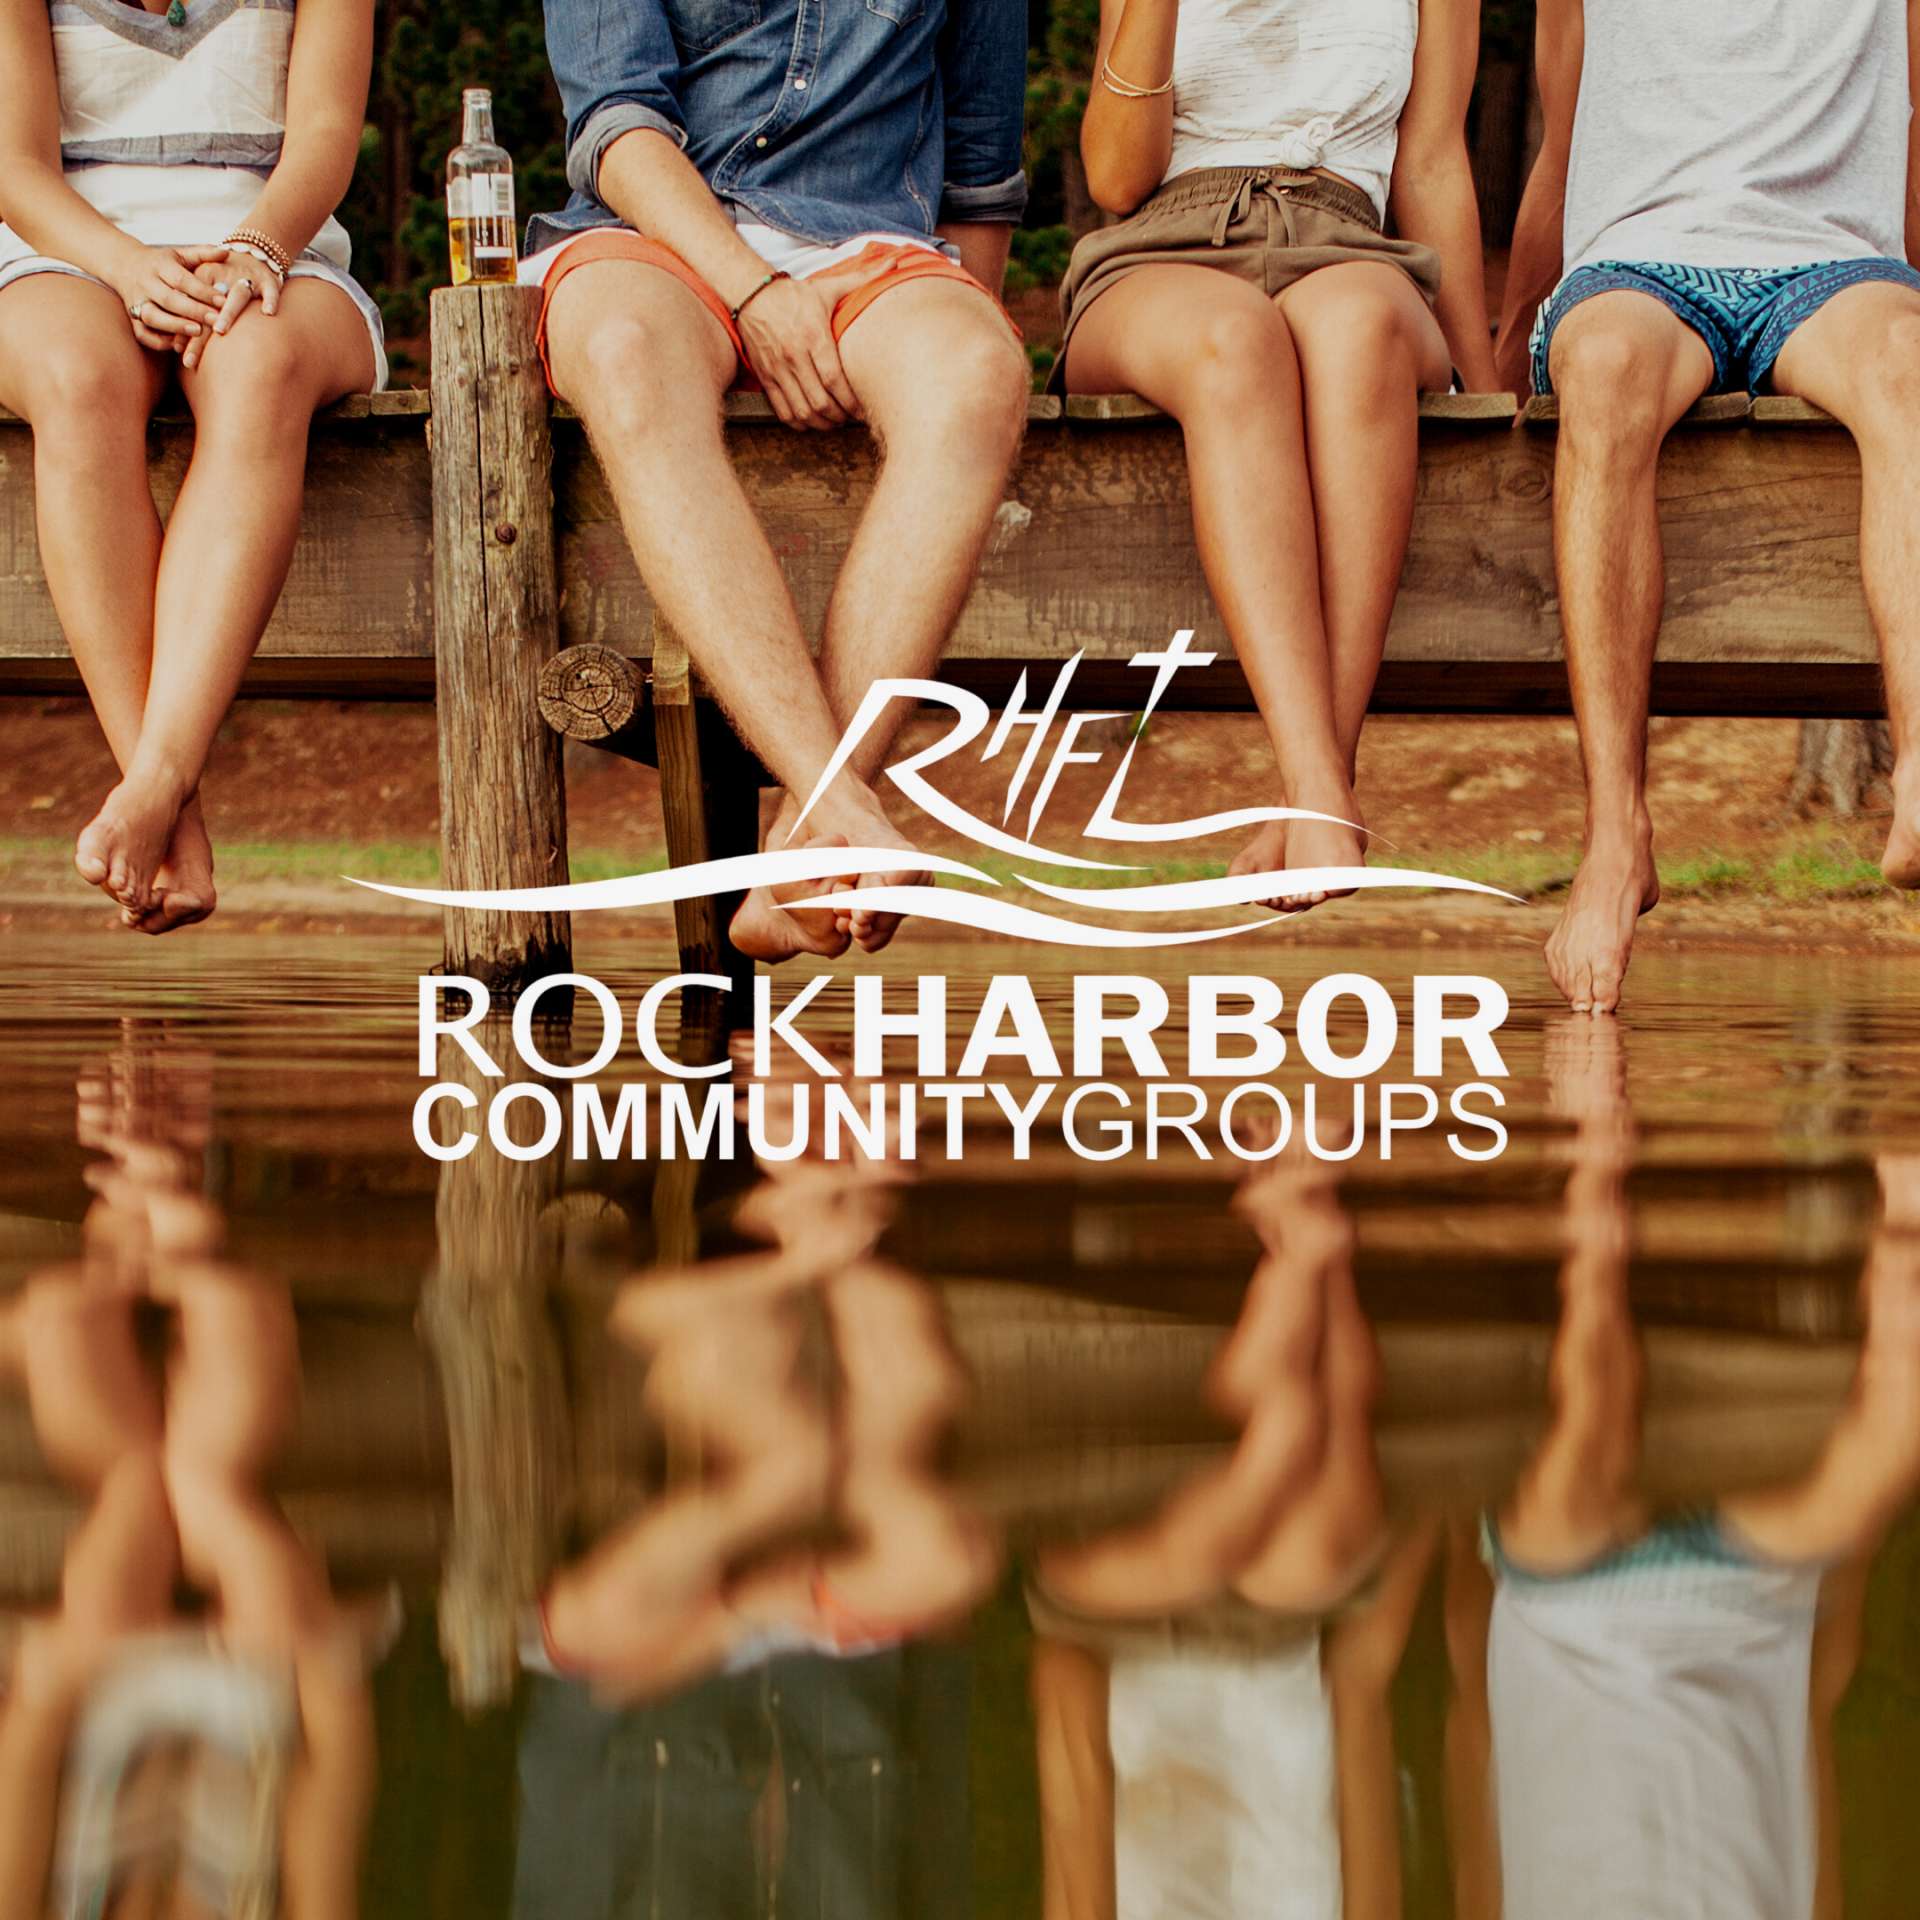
{"left": 1544, "top": 825, "right": 1659, "bottom": 1014}
{"left": 75, "top": 771, "right": 188, "bottom": 916}
{"left": 1881, "top": 777, "right": 1920, "bottom": 889}
{"left": 1228, "top": 808, "right": 1367, "bottom": 913}
{"left": 123, "top": 797, "right": 216, "bottom": 935}
{"left": 833, "top": 816, "right": 933, "bottom": 956}
{"left": 729, "top": 833, "right": 855, "bottom": 962}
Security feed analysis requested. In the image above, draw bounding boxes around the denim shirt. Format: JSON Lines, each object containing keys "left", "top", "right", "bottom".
{"left": 528, "top": 0, "right": 1029, "bottom": 256}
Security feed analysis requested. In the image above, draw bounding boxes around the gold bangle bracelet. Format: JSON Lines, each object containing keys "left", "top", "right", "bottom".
{"left": 1101, "top": 56, "right": 1174, "bottom": 98}
{"left": 224, "top": 226, "right": 293, "bottom": 277}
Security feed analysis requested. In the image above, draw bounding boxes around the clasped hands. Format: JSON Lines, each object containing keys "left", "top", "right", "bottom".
{"left": 119, "top": 242, "right": 286, "bottom": 370}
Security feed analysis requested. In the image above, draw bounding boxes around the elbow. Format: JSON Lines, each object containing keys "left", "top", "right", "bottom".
{"left": 1080, "top": 151, "right": 1154, "bottom": 219}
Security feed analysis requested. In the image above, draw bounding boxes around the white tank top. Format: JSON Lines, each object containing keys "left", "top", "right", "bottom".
{"left": 0, "top": 0, "right": 351, "bottom": 274}
{"left": 1562, "top": 0, "right": 1911, "bottom": 272}
{"left": 1163, "top": 0, "right": 1418, "bottom": 224}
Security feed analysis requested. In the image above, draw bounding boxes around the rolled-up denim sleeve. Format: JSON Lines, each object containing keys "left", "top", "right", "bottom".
{"left": 544, "top": 0, "right": 689, "bottom": 202}
{"left": 937, "top": 0, "right": 1028, "bottom": 222}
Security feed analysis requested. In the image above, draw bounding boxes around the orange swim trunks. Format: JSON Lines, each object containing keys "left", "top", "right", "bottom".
{"left": 531, "top": 228, "right": 1020, "bottom": 395}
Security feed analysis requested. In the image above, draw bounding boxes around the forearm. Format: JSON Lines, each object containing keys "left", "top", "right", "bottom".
{"left": 1493, "top": 151, "right": 1567, "bottom": 394}
{"left": 1078, "top": 0, "right": 1177, "bottom": 214}
{"left": 1391, "top": 146, "right": 1499, "bottom": 391}
{"left": 596, "top": 127, "right": 780, "bottom": 311}
{"left": 239, "top": 116, "right": 364, "bottom": 260}
{"left": 935, "top": 219, "right": 1012, "bottom": 294}
{"left": 0, "top": 158, "right": 147, "bottom": 287}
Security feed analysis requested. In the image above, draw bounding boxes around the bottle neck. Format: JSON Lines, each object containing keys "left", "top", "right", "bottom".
{"left": 462, "top": 99, "right": 496, "bottom": 149}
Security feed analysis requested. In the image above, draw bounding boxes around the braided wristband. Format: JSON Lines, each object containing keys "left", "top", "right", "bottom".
{"left": 728, "top": 270, "right": 790, "bottom": 325}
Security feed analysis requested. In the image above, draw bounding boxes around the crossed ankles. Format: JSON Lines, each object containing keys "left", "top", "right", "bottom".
{"left": 75, "top": 780, "right": 217, "bottom": 935}
{"left": 1228, "top": 805, "right": 1369, "bottom": 914}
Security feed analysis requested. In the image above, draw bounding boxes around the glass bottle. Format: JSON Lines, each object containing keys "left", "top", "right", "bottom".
{"left": 446, "top": 88, "right": 516, "bottom": 286}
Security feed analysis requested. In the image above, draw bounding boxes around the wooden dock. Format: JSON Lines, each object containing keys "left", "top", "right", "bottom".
{"left": 0, "top": 283, "right": 1887, "bottom": 994}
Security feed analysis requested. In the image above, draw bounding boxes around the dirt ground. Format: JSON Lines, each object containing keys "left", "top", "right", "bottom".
{"left": 1, "top": 697, "right": 1914, "bottom": 955}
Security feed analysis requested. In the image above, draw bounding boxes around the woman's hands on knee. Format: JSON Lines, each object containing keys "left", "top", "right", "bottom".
{"left": 176, "top": 252, "right": 287, "bottom": 370}
{"left": 111, "top": 244, "right": 228, "bottom": 354}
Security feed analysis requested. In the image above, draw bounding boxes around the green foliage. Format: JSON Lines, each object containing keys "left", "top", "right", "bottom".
{"left": 337, "top": 0, "right": 1543, "bottom": 336}
{"left": 1005, "top": 223, "right": 1073, "bottom": 294}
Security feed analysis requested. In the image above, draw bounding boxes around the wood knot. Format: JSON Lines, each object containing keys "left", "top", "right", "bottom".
{"left": 494, "top": 522, "right": 518, "bottom": 544}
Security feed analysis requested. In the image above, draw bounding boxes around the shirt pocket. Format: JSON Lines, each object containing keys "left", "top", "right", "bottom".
{"left": 866, "top": 0, "right": 928, "bottom": 28}
{"left": 666, "top": 0, "right": 762, "bottom": 54}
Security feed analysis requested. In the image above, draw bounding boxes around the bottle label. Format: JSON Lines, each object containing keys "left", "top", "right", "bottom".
{"left": 448, "top": 171, "right": 516, "bottom": 250}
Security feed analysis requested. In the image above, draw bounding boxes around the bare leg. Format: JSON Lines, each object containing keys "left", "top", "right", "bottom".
{"left": 1720, "top": 1152, "right": 1920, "bottom": 1562}
{"left": 69, "top": 279, "right": 375, "bottom": 927}
{"left": 1064, "top": 262, "right": 1443, "bottom": 910}
{"left": 1542, "top": 293, "right": 1714, "bottom": 1012}
{"left": 0, "top": 278, "right": 169, "bottom": 896}
{"left": 1499, "top": 1015, "right": 1647, "bottom": 1570}
{"left": 754, "top": 272, "right": 1029, "bottom": 952}
{"left": 1769, "top": 283, "right": 1920, "bottom": 886}
{"left": 543, "top": 263, "right": 924, "bottom": 961}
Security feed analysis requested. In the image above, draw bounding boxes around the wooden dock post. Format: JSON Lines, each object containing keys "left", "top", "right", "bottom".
{"left": 418, "top": 1015, "right": 573, "bottom": 1714}
{"left": 430, "top": 284, "right": 571, "bottom": 993}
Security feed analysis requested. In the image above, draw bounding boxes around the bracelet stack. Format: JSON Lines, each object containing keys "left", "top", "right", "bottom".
{"left": 223, "top": 226, "right": 293, "bottom": 278}
{"left": 1101, "top": 56, "right": 1174, "bottom": 98}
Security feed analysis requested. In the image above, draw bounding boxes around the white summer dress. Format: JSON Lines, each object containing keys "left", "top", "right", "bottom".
{"left": 0, "top": 0, "right": 387, "bottom": 389}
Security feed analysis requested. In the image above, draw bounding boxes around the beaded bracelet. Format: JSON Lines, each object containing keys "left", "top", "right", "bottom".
{"left": 1101, "top": 56, "right": 1174, "bottom": 98}
{"left": 728, "top": 269, "right": 790, "bottom": 324}
{"left": 224, "top": 226, "right": 293, "bottom": 278}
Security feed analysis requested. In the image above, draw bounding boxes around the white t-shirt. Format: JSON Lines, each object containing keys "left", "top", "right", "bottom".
{"left": 1108, "top": 1639, "right": 1342, "bottom": 1920}
{"left": 1489, "top": 1553, "right": 1822, "bottom": 1920}
{"left": 1562, "top": 0, "right": 1911, "bottom": 272}
{"left": 1164, "top": 0, "right": 1419, "bottom": 224}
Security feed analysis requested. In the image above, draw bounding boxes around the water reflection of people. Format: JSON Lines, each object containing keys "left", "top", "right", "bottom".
{"left": 514, "top": 1070, "right": 998, "bottom": 1920}
{"left": 1473, "top": 1018, "right": 1920, "bottom": 1920}
{"left": 0, "top": 1050, "right": 381, "bottom": 1920}
{"left": 1029, "top": 1150, "right": 1435, "bottom": 1920}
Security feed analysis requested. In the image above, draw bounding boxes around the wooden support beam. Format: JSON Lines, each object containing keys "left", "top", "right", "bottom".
{"left": 429, "top": 284, "right": 571, "bottom": 993}
{"left": 648, "top": 615, "right": 758, "bottom": 1024}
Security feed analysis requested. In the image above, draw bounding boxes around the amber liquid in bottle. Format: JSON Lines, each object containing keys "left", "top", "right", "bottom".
{"left": 447, "top": 88, "right": 516, "bottom": 286}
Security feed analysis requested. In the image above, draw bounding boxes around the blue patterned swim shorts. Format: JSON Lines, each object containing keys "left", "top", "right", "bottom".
{"left": 1530, "top": 256, "right": 1920, "bottom": 396}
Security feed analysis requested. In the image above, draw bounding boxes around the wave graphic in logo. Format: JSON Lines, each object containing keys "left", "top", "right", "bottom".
{"left": 349, "top": 847, "right": 1517, "bottom": 949}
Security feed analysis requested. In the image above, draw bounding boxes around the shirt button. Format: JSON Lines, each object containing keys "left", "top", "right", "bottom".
{"left": 755, "top": 136, "right": 768, "bottom": 147}
{"left": 793, "top": 77, "right": 807, "bottom": 89}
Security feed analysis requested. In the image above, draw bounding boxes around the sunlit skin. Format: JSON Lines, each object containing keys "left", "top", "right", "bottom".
{"left": 1500, "top": 0, "right": 1920, "bottom": 1013}
{"left": 536, "top": 1078, "right": 998, "bottom": 1701}
{"left": 1461, "top": 1018, "right": 1920, "bottom": 1920}
{"left": 0, "top": 1059, "right": 377, "bottom": 1920}
{"left": 1029, "top": 1151, "right": 1433, "bottom": 1920}
{"left": 541, "top": 125, "right": 1030, "bottom": 962}
{"left": 0, "top": 0, "right": 378, "bottom": 933}
{"left": 1066, "top": 0, "right": 1498, "bottom": 913}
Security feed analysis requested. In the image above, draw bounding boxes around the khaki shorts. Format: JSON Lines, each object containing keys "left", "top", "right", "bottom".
{"left": 1050, "top": 164, "right": 1442, "bottom": 394}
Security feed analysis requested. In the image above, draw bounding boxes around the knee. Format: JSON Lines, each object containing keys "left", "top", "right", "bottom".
{"left": 555, "top": 308, "right": 719, "bottom": 441}
{"left": 1180, "top": 300, "right": 1294, "bottom": 414}
{"left": 30, "top": 341, "right": 150, "bottom": 441}
{"left": 1298, "top": 283, "right": 1426, "bottom": 380}
{"left": 887, "top": 321, "right": 1030, "bottom": 468}
{"left": 192, "top": 320, "right": 313, "bottom": 435}
{"left": 1551, "top": 323, "right": 1675, "bottom": 453}
{"left": 1854, "top": 311, "right": 1920, "bottom": 422}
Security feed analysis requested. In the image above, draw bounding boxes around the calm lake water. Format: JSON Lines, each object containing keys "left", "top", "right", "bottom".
{"left": 4, "top": 926, "right": 1920, "bottom": 1919}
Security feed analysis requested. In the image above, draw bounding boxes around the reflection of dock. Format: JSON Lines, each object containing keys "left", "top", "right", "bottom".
{"left": 0, "top": 1277, "right": 1857, "bottom": 1601}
